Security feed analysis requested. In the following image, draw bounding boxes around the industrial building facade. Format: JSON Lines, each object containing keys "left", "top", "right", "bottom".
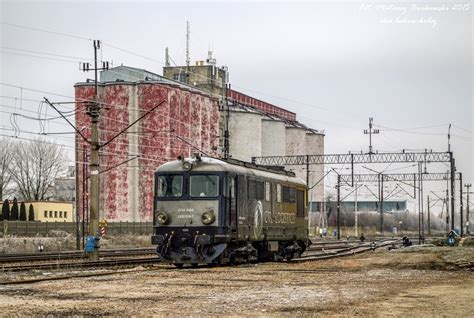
{"left": 75, "top": 63, "right": 325, "bottom": 222}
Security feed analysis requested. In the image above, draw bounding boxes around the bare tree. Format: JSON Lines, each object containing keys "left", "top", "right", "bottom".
{"left": 10, "top": 138, "right": 67, "bottom": 200}
{"left": 0, "top": 137, "right": 15, "bottom": 200}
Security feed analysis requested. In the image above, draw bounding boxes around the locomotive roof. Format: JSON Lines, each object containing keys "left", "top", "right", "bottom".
{"left": 156, "top": 157, "right": 306, "bottom": 186}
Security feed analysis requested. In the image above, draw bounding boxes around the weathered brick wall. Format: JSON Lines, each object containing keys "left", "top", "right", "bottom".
{"left": 75, "top": 83, "right": 219, "bottom": 222}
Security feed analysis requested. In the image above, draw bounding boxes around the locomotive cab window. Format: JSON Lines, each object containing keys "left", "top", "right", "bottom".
{"left": 282, "top": 186, "right": 296, "bottom": 203}
{"left": 190, "top": 175, "right": 219, "bottom": 197}
{"left": 157, "top": 175, "right": 183, "bottom": 197}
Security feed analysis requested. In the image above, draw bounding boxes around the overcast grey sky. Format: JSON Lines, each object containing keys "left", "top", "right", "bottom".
{"left": 0, "top": 0, "right": 472, "bottom": 211}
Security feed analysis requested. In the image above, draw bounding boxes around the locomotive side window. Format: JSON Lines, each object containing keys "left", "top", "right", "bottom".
{"left": 296, "top": 190, "right": 305, "bottom": 217}
{"left": 157, "top": 175, "right": 183, "bottom": 197}
{"left": 248, "top": 179, "right": 256, "bottom": 199}
{"left": 190, "top": 175, "right": 219, "bottom": 197}
{"left": 248, "top": 179, "right": 264, "bottom": 200}
{"left": 277, "top": 184, "right": 282, "bottom": 202}
{"left": 256, "top": 181, "right": 264, "bottom": 200}
{"left": 282, "top": 186, "right": 290, "bottom": 202}
{"left": 282, "top": 186, "right": 296, "bottom": 203}
{"left": 265, "top": 182, "right": 270, "bottom": 201}
{"left": 289, "top": 188, "right": 296, "bottom": 203}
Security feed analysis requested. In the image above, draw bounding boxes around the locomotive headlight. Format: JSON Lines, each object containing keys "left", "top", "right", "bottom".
{"left": 182, "top": 161, "right": 193, "bottom": 171}
{"left": 156, "top": 212, "right": 169, "bottom": 225}
{"left": 201, "top": 211, "right": 215, "bottom": 225}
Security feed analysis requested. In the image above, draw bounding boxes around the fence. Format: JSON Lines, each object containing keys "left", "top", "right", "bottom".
{"left": 0, "top": 221, "right": 154, "bottom": 237}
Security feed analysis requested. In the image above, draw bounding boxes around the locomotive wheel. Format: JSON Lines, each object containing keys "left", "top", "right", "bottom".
{"left": 173, "top": 263, "right": 184, "bottom": 268}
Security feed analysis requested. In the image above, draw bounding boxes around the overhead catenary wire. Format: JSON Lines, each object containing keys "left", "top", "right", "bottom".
{"left": 0, "top": 21, "right": 363, "bottom": 123}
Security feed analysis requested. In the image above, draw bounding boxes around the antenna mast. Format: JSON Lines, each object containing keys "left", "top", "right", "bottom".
{"left": 165, "top": 47, "right": 170, "bottom": 67}
{"left": 363, "top": 117, "right": 380, "bottom": 154}
{"left": 186, "top": 21, "right": 190, "bottom": 68}
{"left": 448, "top": 123, "right": 451, "bottom": 152}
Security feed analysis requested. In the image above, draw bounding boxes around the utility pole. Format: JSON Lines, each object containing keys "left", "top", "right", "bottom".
{"left": 363, "top": 117, "right": 379, "bottom": 154}
{"left": 465, "top": 184, "right": 471, "bottom": 235}
{"left": 79, "top": 40, "right": 109, "bottom": 261}
{"left": 337, "top": 174, "right": 341, "bottom": 240}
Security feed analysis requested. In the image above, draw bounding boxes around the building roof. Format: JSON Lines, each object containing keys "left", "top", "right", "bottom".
{"left": 77, "top": 65, "right": 324, "bottom": 135}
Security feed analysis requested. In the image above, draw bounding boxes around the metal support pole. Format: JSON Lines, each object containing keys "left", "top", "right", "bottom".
{"left": 413, "top": 173, "right": 416, "bottom": 199}
{"left": 420, "top": 164, "right": 424, "bottom": 241}
{"left": 427, "top": 195, "right": 431, "bottom": 236}
{"left": 75, "top": 139, "right": 80, "bottom": 251}
{"left": 337, "top": 174, "right": 341, "bottom": 240}
{"left": 354, "top": 182, "right": 358, "bottom": 238}
{"left": 82, "top": 147, "right": 86, "bottom": 249}
{"left": 418, "top": 162, "right": 422, "bottom": 244}
{"left": 88, "top": 40, "right": 101, "bottom": 261}
{"left": 305, "top": 155, "right": 310, "bottom": 188}
{"left": 466, "top": 184, "right": 471, "bottom": 236}
{"left": 351, "top": 154, "right": 354, "bottom": 187}
{"left": 380, "top": 174, "right": 384, "bottom": 236}
{"left": 446, "top": 173, "right": 450, "bottom": 234}
{"left": 459, "top": 173, "right": 463, "bottom": 236}
{"left": 450, "top": 153, "right": 455, "bottom": 231}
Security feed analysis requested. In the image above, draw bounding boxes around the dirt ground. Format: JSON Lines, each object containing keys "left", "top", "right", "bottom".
{"left": 0, "top": 246, "right": 473, "bottom": 317}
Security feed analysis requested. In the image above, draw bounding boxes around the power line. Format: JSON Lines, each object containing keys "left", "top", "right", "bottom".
{"left": 1, "top": 22, "right": 363, "bottom": 122}
{"left": 0, "top": 46, "right": 93, "bottom": 61}
{"left": 0, "top": 50, "right": 81, "bottom": 64}
{"left": 0, "top": 21, "right": 92, "bottom": 41}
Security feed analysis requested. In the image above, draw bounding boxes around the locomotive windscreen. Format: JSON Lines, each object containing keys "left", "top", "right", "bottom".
{"left": 157, "top": 175, "right": 183, "bottom": 197}
{"left": 189, "top": 175, "right": 219, "bottom": 197}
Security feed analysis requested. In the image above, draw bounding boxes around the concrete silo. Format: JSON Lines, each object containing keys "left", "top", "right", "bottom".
{"left": 261, "top": 119, "right": 286, "bottom": 157}
{"left": 228, "top": 110, "right": 262, "bottom": 162}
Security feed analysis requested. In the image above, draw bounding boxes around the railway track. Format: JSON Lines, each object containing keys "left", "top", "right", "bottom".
{"left": 0, "top": 240, "right": 397, "bottom": 274}
{"left": 292, "top": 240, "right": 398, "bottom": 263}
{"left": 0, "top": 247, "right": 156, "bottom": 263}
{"left": 1, "top": 256, "right": 161, "bottom": 273}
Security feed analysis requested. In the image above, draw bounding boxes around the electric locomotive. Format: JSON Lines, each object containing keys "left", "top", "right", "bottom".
{"left": 151, "top": 155, "right": 309, "bottom": 267}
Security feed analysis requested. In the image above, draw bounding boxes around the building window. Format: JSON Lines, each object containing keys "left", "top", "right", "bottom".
{"left": 49, "top": 211, "right": 52, "bottom": 217}
{"left": 59, "top": 211, "right": 63, "bottom": 218}
{"left": 54, "top": 211, "right": 57, "bottom": 218}
{"left": 172, "top": 72, "right": 187, "bottom": 82}
{"left": 44, "top": 210, "right": 48, "bottom": 218}
{"left": 64, "top": 212, "right": 67, "bottom": 219}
